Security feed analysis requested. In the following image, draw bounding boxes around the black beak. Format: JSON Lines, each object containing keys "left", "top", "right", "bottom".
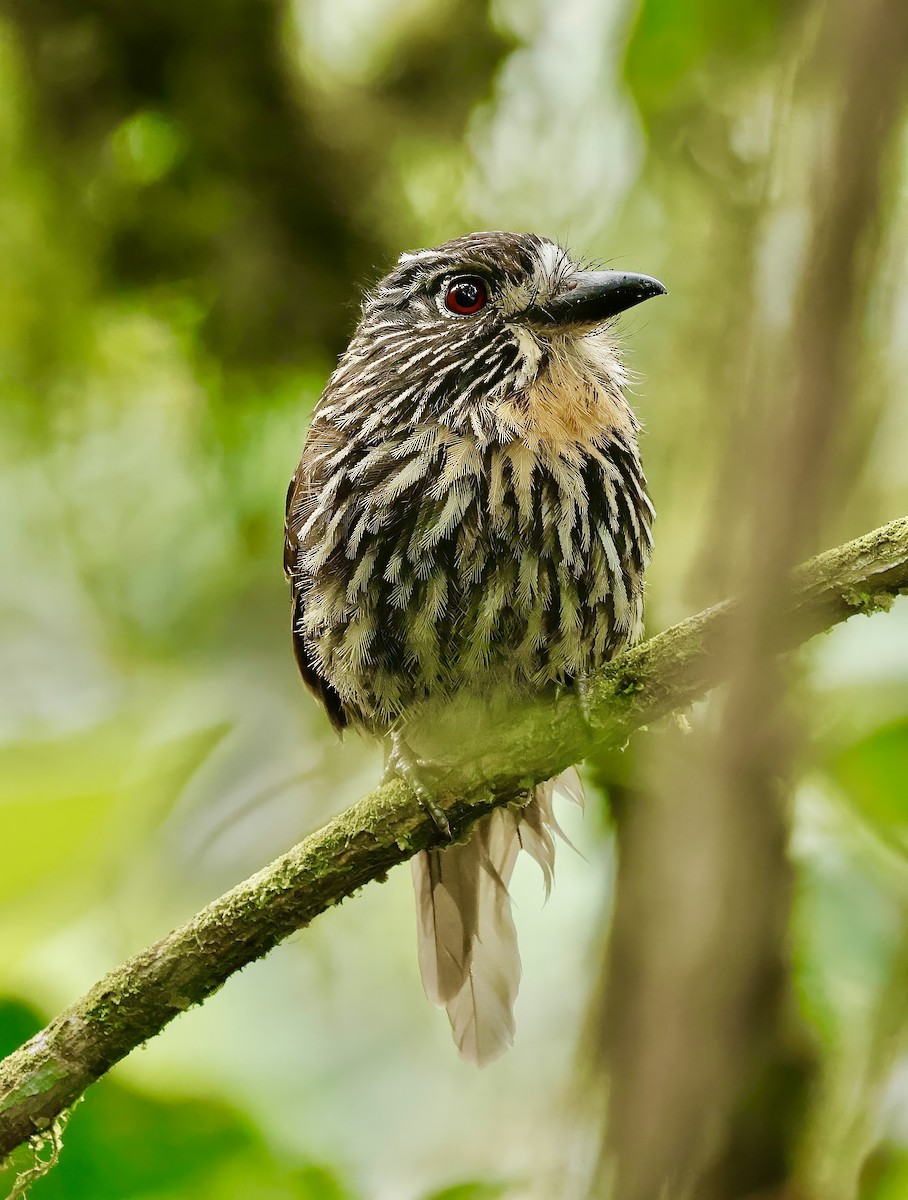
{"left": 527, "top": 270, "right": 667, "bottom": 327}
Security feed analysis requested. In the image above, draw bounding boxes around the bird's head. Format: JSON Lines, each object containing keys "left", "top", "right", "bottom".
{"left": 323, "top": 231, "right": 666, "bottom": 449}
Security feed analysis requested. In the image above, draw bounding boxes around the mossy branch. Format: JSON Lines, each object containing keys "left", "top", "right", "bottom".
{"left": 1, "top": 515, "right": 907, "bottom": 1161}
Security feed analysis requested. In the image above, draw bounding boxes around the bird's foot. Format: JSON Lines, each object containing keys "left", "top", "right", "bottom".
{"left": 555, "top": 677, "right": 594, "bottom": 730}
{"left": 386, "top": 733, "right": 452, "bottom": 840}
{"left": 418, "top": 794, "right": 453, "bottom": 841}
{"left": 576, "top": 676, "right": 594, "bottom": 730}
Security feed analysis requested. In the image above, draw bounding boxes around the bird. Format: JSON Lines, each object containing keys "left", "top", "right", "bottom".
{"left": 284, "top": 231, "right": 664, "bottom": 1065}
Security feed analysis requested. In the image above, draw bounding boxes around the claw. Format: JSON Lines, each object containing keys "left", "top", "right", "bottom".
{"left": 419, "top": 793, "right": 452, "bottom": 840}
{"left": 576, "top": 676, "right": 593, "bottom": 729}
{"left": 387, "top": 732, "right": 452, "bottom": 840}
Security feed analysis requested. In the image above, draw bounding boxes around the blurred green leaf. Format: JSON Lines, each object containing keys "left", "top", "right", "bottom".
{"left": 827, "top": 719, "right": 908, "bottom": 852}
{"left": 422, "top": 1183, "right": 513, "bottom": 1200}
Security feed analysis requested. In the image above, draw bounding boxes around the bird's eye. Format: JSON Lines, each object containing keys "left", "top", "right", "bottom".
{"left": 444, "top": 275, "right": 488, "bottom": 316}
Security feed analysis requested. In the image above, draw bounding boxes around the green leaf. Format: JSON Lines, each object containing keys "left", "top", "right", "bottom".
{"left": 422, "top": 1183, "right": 514, "bottom": 1200}
{"left": 827, "top": 718, "right": 908, "bottom": 852}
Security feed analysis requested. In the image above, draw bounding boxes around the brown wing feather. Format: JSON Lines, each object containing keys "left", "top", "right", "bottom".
{"left": 285, "top": 452, "right": 349, "bottom": 733}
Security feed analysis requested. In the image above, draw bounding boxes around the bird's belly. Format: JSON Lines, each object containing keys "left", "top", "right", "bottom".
{"left": 310, "top": 542, "right": 640, "bottom": 730}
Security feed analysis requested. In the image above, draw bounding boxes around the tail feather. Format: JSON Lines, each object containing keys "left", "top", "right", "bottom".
{"left": 515, "top": 791, "right": 558, "bottom": 898}
{"left": 412, "top": 771, "right": 585, "bottom": 1065}
{"left": 446, "top": 807, "right": 521, "bottom": 1064}
{"left": 412, "top": 835, "right": 480, "bottom": 1005}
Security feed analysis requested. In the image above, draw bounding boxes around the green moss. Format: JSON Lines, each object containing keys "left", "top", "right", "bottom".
{"left": 618, "top": 678, "right": 646, "bottom": 696}
{"left": 0, "top": 1062, "right": 68, "bottom": 1115}
{"left": 841, "top": 587, "right": 895, "bottom": 615}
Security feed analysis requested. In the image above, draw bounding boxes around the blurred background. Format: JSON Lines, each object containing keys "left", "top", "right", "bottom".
{"left": 1, "top": 0, "right": 908, "bottom": 1197}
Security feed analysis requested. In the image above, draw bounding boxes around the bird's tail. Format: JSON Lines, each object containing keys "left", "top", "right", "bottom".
{"left": 411, "top": 770, "right": 584, "bottom": 1065}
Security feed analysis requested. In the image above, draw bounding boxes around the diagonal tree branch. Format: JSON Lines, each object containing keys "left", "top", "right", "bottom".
{"left": 1, "top": 515, "right": 907, "bottom": 1161}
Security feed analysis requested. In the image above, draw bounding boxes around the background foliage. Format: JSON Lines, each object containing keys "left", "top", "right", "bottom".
{"left": 1, "top": 0, "right": 907, "bottom": 1197}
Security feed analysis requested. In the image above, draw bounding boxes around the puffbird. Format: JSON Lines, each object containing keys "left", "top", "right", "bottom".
{"left": 285, "top": 231, "right": 665, "bottom": 1063}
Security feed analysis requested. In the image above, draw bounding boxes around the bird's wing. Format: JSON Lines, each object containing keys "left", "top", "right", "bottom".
{"left": 284, "top": 433, "right": 349, "bottom": 732}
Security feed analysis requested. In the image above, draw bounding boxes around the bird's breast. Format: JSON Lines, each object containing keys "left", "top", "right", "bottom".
{"left": 292, "top": 424, "right": 652, "bottom": 729}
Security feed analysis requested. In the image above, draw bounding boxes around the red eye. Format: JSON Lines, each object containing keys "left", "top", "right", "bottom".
{"left": 444, "top": 275, "right": 488, "bottom": 315}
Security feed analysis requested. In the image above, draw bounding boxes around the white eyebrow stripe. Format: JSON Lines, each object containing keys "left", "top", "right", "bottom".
{"left": 397, "top": 249, "right": 448, "bottom": 265}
